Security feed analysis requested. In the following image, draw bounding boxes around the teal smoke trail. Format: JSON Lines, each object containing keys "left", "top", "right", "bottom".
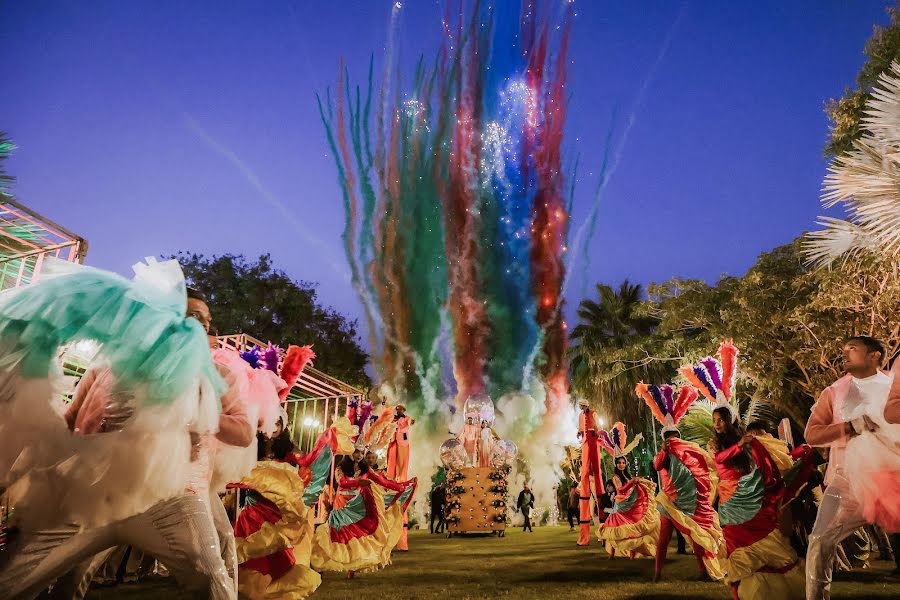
{"left": 320, "top": 0, "right": 576, "bottom": 432}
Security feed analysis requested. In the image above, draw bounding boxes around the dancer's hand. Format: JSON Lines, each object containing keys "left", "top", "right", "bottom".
{"left": 739, "top": 433, "right": 754, "bottom": 447}
{"left": 358, "top": 479, "right": 372, "bottom": 487}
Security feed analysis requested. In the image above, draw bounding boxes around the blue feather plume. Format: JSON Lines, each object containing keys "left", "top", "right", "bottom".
{"left": 648, "top": 385, "right": 668, "bottom": 416}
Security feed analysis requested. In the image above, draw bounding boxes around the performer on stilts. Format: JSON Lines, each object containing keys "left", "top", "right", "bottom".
{"left": 597, "top": 423, "right": 658, "bottom": 559}
{"left": 386, "top": 404, "right": 415, "bottom": 551}
{"left": 804, "top": 336, "right": 900, "bottom": 600}
{"left": 363, "top": 398, "right": 397, "bottom": 457}
{"left": 635, "top": 382, "right": 724, "bottom": 582}
{"left": 575, "top": 398, "right": 605, "bottom": 546}
{"left": 683, "top": 340, "right": 804, "bottom": 600}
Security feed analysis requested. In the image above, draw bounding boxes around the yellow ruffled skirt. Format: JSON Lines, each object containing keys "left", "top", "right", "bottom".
{"left": 597, "top": 479, "right": 660, "bottom": 558}
{"left": 310, "top": 483, "right": 391, "bottom": 573}
{"left": 726, "top": 529, "right": 805, "bottom": 600}
{"left": 657, "top": 492, "right": 725, "bottom": 580}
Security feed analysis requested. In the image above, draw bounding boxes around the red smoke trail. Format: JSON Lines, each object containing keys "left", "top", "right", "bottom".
{"left": 529, "top": 5, "right": 571, "bottom": 412}
{"left": 335, "top": 62, "right": 389, "bottom": 377}
{"left": 442, "top": 1, "right": 491, "bottom": 404}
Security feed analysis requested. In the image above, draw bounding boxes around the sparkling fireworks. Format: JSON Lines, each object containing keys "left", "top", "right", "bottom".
{"left": 319, "top": 0, "right": 575, "bottom": 429}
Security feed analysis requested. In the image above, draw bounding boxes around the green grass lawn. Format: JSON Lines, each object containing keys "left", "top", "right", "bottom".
{"left": 86, "top": 526, "right": 900, "bottom": 599}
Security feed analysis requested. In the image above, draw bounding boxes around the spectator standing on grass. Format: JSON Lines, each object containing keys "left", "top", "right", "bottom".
{"left": 517, "top": 484, "right": 535, "bottom": 532}
{"left": 430, "top": 482, "right": 447, "bottom": 534}
{"left": 567, "top": 484, "right": 579, "bottom": 531}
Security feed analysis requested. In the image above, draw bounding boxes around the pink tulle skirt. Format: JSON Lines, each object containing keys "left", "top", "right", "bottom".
{"left": 843, "top": 428, "right": 900, "bottom": 533}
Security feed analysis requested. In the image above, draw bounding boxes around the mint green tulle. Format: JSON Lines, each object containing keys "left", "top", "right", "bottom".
{"left": 0, "top": 264, "right": 224, "bottom": 405}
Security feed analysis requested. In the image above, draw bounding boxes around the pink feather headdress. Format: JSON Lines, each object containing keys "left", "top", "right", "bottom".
{"left": 597, "top": 421, "right": 643, "bottom": 458}
{"left": 679, "top": 339, "right": 740, "bottom": 422}
{"left": 635, "top": 383, "right": 699, "bottom": 438}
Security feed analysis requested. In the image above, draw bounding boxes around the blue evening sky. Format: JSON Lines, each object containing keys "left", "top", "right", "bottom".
{"left": 1, "top": 1, "right": 889, "bottom": 338}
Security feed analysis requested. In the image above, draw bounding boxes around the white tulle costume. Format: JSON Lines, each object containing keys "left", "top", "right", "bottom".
{"left": 840, "top": 372, "right": 900, "bottom": 531}
{"left": 0, "top": 256, "right": 223, "bottom": 529}
{"left": 209, "top": 346, "right": 285, "bottom": 494}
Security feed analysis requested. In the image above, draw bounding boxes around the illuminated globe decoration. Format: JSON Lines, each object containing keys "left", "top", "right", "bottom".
{"left": 440, "top": 438, "right": 468, "bottom": 470}
{"left": 463, "top": 394, "right": 495, "bottom": 425}
{"left": 490, "top": 439, "right": 518, "bottom": 469}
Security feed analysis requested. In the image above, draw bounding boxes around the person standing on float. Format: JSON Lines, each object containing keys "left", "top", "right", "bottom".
{"left": 576, "top": 398, "right": 605, "bottom": 546}
{"left": 387, "top": 403, "right": 415, "bottom": 550}
{"left": 459, "top": 413, "right": 479, "bottom": 467}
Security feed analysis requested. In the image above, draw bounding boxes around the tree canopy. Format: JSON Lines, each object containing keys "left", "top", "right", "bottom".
{"left": 825, "top": 3, "right": 900, "bottom": 157}
{"left": 173, "top": 252, "right": 370, "bottom": 387}
{"left": 571, "top": 238, "right": 900, "bottom": 436}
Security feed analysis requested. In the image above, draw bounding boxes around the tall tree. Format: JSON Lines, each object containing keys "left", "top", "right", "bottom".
{"left": 569, "top": 280, "right": 669, "bottom": 428}
{"left": 578, "top": 239, "right": 900, "bottom": 433}
{"left": 808, "top": 62, "right": 900, "bottom": 266}
{"left": 825, "top": 3, "right": 900, "bottom": 157}
{"left": 173, "top": 252, "right": 370, "bottom": 387}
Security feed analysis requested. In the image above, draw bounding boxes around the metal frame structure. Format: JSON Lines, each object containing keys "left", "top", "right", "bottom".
{"left": 0, "top": 196, "right": 86, "bottom": 529}
{"left": 0, "top": 194, "right": 87, "bottom": 289}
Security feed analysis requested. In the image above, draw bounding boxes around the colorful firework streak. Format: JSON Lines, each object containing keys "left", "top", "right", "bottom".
{"left": 319, "top": 0, "right": 574, "bottom": 428}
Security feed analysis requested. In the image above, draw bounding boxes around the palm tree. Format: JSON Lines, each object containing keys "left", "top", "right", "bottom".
{"left": 804, "top": 62, "right": 900, "bottom": 267}
{"left": 678, "top": 395, "right": 777, "bottom": 447}
{"left": 569, "top": 280, "right": 669, "bottom": 430}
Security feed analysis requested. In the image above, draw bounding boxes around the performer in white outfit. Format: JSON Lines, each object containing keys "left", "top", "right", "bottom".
{"left": 0, "top": 260, "right": 241, "bottom": 600}
{"left": 804, "top": 336, "right": 900, "bottom": 600}
{"left": 478, "top": 419, "right": 499, "bottom": 468}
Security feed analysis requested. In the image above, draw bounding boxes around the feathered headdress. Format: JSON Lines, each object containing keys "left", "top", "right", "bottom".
{"left": 635, "top": 383, "right": 699, "bottom": 438}
{"left": 278, "top": 344, "right": 316, "bottom": 402}
{"left": 679, "top": 339, "right": 739, "bottom": 422}
{"left": 240, "top": 346, "right": 262, "bottom": 369}
{"left": 262, "top": 343, "right": 282, "bottom": 373}
{"left": 598, "top": 422, "right": 643, "bottom": 458}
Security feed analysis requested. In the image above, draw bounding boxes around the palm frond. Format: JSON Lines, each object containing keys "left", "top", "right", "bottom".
{"left": 740, "top": 394, "right": 778, "bottom": 429}
{"left": 678, "top": 394, "right": 777, "bottom": 446}
{"left": 803, "top": 217, "right": 879, "bottom": 268}
{"left": 678, "top": 400, "right": 717, "bottom": 446}
{"left": 805, "top": 62, "right": 900, "bottom": 266}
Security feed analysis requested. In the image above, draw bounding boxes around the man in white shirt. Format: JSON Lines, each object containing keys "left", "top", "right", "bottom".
{"left": 804, "top": 336, "right": 892, "bottom": 600}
